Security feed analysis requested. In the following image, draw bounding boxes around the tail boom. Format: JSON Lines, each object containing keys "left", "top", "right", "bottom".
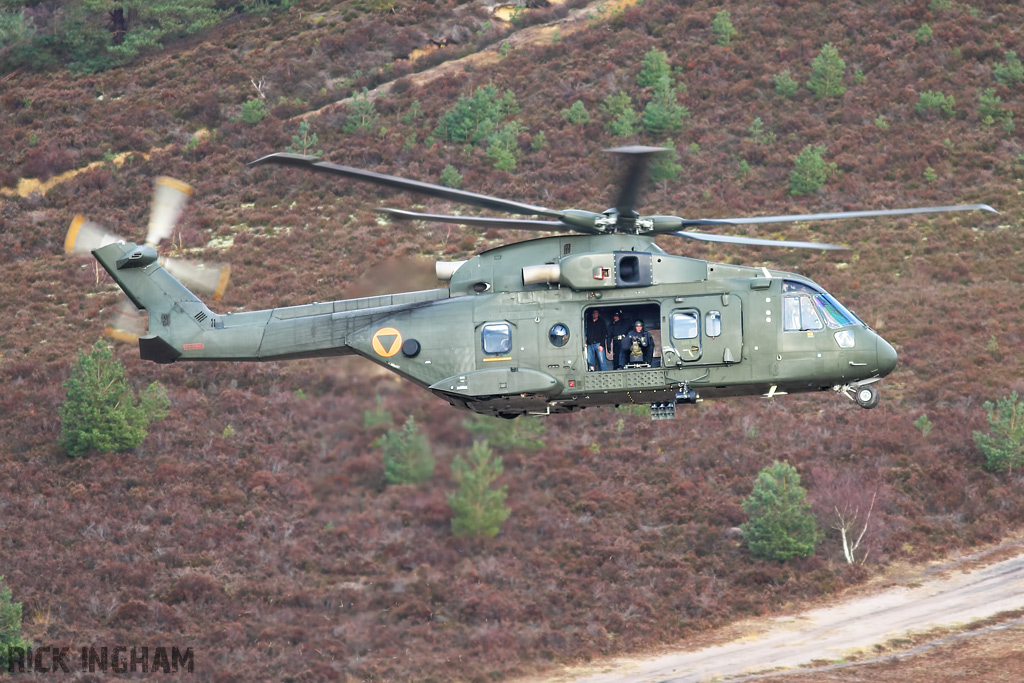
{"left": 92, "top": 241, "right": 449, "bottom": 365}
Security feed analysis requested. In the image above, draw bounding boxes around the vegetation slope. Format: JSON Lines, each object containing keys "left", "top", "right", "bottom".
{"left": 1, "top": 0, "right": 1023, "bottom": 680}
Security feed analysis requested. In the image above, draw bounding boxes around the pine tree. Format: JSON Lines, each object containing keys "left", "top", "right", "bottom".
{"left": 601, "top": 91, "right": 640, "bottom": 138}
{"left": 463, "top": 414, "right": 545, "bottom": 451}
{"left": 711, "top": 10, "right": 737, "bottom": 46}
{"left": 377, "top": 416, "right": 435, "bottom": 485}
{"left": 648, "top": 140, "right": 682, "bottom": 184}
{"left": 434, "top": 84, "right": 519, "bottom": 145}
{"left": 448, "top": 441, "right": 511, "bottom": 538}
{"left": 343, "top": 90, "right": 379, "bottom": 133}
{"left": 642, "top": 76, "right": 689, "bottom": 136}
{"left": 59, "top": 340, "right": 170, "bottom": 458}
{"left": 974, "top": 393, "right": 1024, "bottom": 474}
{"left": 286, "top": 120, "right": 322, "bottom": 157}
{"left": 806, "top": 43, "right": 846, "bottom": 100}
{"left": 0, "top": 577, "right": 29, "bottom": 655}
{"left": 637, "top": 48, "right": 671, "bottom": 88}
{"left": 789, "top": 144, "right": 835, "bottom": 196}
{"left": 741, "top": 461, "right": 819, "bottom": 561}
{"left": 440, "top": 164, "right": 463, "bottom": 189}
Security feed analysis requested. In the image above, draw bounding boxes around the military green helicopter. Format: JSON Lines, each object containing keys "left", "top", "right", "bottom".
{"left": 81, "top": 147, "right": 995, "bottom": 419}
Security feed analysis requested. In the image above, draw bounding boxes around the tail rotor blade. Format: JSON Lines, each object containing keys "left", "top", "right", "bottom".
{"left": 104, "top": 295, "right": 147, "bottom": 344}
{"left": 146, "top": 176, "right": 194, "bottom": 246}
{"left": 65, "top": 215, "right": 122, "bottom": 255}
{"left": 161, "top": 256, "right": 231, "bottom": 300}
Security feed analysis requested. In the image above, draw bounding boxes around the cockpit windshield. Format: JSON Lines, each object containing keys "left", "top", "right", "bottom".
{"left": 782, "top": 280, "right": 862, "bottom": 330}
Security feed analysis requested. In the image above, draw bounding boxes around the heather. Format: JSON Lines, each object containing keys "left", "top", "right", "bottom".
{"left": 1, "top": 0, "right": 1022, "bottom": 680}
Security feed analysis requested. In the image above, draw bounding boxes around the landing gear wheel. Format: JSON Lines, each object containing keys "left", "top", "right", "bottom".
{"left": 854, "top": 385, "right": 880, "bottom": 409}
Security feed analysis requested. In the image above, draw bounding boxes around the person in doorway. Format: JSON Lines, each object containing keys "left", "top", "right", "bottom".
{"left": 620, "top": 319, "right": 654, "bottom": 367}
{"left": 585, "top": 309, "right": 608, "bottom": 371}
{"left": 607, "top": 309, "right": 630, "bottom": 369}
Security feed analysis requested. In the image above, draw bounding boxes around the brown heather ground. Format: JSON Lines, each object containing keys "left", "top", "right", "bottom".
{"left": 1, "top": 0, "right": 1023, "bottom": 680}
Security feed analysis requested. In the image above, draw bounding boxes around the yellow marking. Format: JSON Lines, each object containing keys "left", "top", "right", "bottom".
{"left": 104, "top": 326, "right": 139, "bottom": 345}
{"left": 65, "top": 214, "right": 85, "bottom": 254}
{"left": 156, "top": 176, "right": 194, "bottom": 196}
{"left": 371, "top": 327, "right": 403, "bottom": 357}
{"left": 213, "top": 264, "right": 231, "bottom": 301}
{"left": 482, "top": 356, "right": 512, "bottom": 362}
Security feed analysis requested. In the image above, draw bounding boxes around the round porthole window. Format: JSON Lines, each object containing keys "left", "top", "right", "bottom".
{"left": 549, "top": 323, "right": 570, "bottom": 347}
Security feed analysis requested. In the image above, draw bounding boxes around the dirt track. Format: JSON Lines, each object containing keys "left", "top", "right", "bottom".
{"left": 528, "top": 538, "right": 1024, "bottom": 682}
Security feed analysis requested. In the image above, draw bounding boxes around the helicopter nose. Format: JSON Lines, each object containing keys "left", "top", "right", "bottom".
{"left": 876, "top": 336, "right": 898, "bottom": 376}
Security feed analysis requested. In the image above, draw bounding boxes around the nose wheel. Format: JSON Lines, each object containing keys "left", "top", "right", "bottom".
{"left": 836, "top": 381, "right": 880, "bottom": 409}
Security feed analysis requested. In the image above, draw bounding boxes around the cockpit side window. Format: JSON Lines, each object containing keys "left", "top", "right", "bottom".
{"left": 782, "top": 280, "right": 861, "bottom": 329}
{"left": 783, "top": 295, "right": 823, "bottom": 331}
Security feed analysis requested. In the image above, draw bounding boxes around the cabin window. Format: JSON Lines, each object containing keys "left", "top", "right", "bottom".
{"left": 705, "top": 310, "right": 722, "bottom": 338}
{"left": 548, "top": 323, "right": 570, "bottom": 347}
{"left": 671, "top": 311, "right": 699, "bottom": 340}
{"left": 481, "top": 323, "right": 512, "bottom": 354}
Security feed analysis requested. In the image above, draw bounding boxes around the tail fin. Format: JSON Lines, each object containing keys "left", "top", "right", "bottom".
{"left": 93, "top": 241, "right": 217, "bottom": 363}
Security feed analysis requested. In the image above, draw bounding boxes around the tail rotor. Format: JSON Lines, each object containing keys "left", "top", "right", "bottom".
{"left": 65, "top": 177, "right": 231, "bottom": 342}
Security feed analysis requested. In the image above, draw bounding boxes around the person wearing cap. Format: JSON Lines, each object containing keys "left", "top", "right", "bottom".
{"left": 607, "top": 309, "right": 630, "bottom": 369}
{"left": 619, "top": 319, "right": 654, "bottom": 367}
{"left": 585, "top": 308, "right": 609, "bottom": 371}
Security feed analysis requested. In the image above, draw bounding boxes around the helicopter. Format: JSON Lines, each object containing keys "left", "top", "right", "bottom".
{"left": 81, "top": 147, "right": 996, "bottom": 419}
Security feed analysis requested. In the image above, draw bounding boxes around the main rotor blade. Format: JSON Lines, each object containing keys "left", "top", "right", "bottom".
{"left": 251, "top": 153, "right": 564, "bottom": 219}
{"left": 719, "top": 203, "right": 998, "bottom": 225}
{"left": 673, "top": 231, "right": 848, "bottom": 251}
{"left": 378, "top": 208, "right": 590, "bottom": 233}
{"left": 606, "top": 146, "right": 665, "bottom": 217}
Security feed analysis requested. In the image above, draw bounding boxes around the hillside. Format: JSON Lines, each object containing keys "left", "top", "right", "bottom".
{"left": 1, "top": 0, "right": 1023, "bottom": 680}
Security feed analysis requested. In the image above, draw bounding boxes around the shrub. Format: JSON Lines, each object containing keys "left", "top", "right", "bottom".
{"left": 377, "top": 416, "right": 435, "bottom": 485}
{"left": 741, "top": 461, "right": 819, "bottom": 560}
{"left": 240, "top": 97, "right": 267, "bottom": 125}
{"left": 979, "top": 88, "right": 1013, "bottom": 130}
{"left": 774, "top": 70, "right": 799, "bottom": 99}
{"left": 915, "top": 91, "right": 955, "bottom": 118}
{"left": 974, "top": 392, "right": 1024, "bottom": 474}
{"left": 59, "top": 341, "right": 170, "bottom": 458}
{"left": 993, "top": 50, "right": 1023, "bottom": 85}
{"left": 560, "top": 100, "right": 590, "bottom": 125}
{"left": 448, "top": 440, "right": 511, "bottom": 538}
{"left": 806, "top": 44, "right": 846, "bottom": 100}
